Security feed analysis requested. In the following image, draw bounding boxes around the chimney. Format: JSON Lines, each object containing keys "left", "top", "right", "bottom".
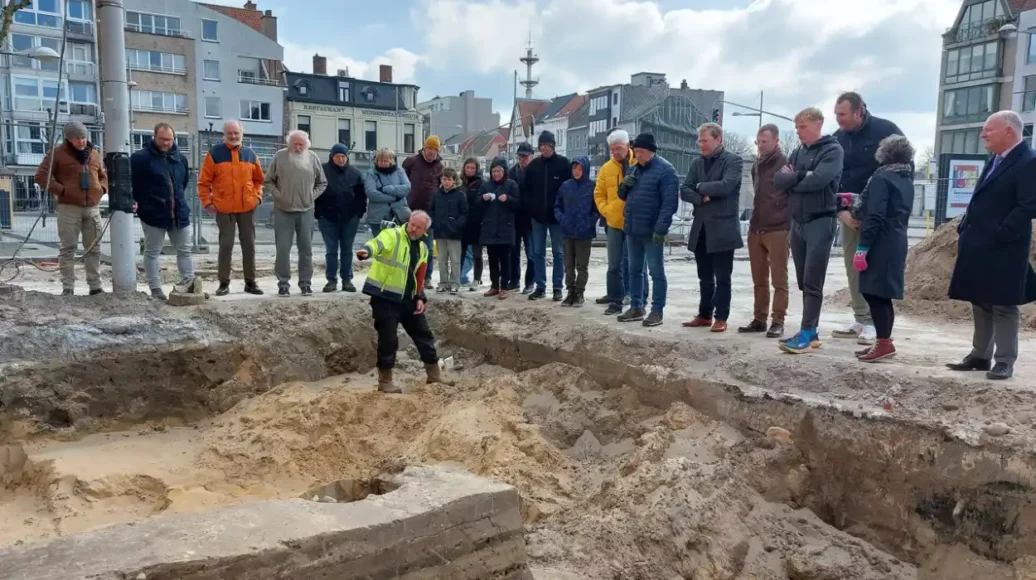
{"left": 243, "top": 1, "right": 257, "bottom": 9}
{"left": 680, "top": 79, "right": 688, "bottom": 90}
{"left": 313, "top": 53, "right": 327, "bottom": 76}
{"left": 259, "top": 9, "right": 277, "bottom": 42}
{"left": 379, "top": 64, "right": 392, "bottom": 83}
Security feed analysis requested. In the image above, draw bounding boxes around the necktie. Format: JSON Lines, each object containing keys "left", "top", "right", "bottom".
{"left": 988, "top": 155, "right": 1002, "bottom": 175}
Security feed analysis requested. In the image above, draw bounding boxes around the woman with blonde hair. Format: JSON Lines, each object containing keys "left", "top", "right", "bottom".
{"left": 363, "top": 147, "right": 411, "bottom": 236}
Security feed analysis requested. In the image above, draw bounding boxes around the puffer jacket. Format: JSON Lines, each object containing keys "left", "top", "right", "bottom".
{"left": 593, "top": 149, "right": 634, "bottom": 230}
{"left": 197, "top": 142, "right": 264, "bottom": 214}
{"left": 35, "top": 141, "right": 108, "bottom": 206}
{"left": 316, "top": 153, "right": 367, "bottom": 223}
{"left": 554, "top": 157, "right": 598, "bottom": 240}
{"left": 773, "top": 135, "right": 844, "bottom": 223}
{"left": 363, "top": 164, "right": 411, "bottom": 225}
{"left": 429, "top": 184, "right": 468, "bottom": 240}
{"left": 619, "top": 154, "right": 679, "bottom": 237}
{"left": 477, "top": 158, "right": 520, "bottom": 246}
{"left": 130, "top": 139, "right": 191, "bottom": 230}
{"left": 402, "top": 150, "right": 444, "bottom": 212}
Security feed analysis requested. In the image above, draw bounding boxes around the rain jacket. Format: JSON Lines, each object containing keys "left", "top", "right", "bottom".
{"left": 362, "top": 224, "right": 429, "bottom": 303}
{"left": 555, "top": 156, "right": 599, "bottom": 240}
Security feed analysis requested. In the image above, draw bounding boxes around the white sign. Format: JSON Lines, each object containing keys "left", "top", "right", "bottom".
{"left": 946, "top": 158, "right": 985, "bottom": 218}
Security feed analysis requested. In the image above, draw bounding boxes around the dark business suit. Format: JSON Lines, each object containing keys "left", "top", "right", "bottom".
{"left": 949, "top": 142, "right": 1036, "bottom": 371}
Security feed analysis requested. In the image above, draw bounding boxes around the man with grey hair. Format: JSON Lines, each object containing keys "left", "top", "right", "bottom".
{"left": 947, "top": 109, "right": 1036, "bottom": 380}
{"left": 680, "top": 122, "right": 744, "bottom": 333}
{"left": 34, "top": 121, "right": 108, "bottom": 296}
{"left": 594, "top": 128, "right": 646, "bottom": 314}
{"left": 265, "top": 129, "right": 327, "bottom": 296}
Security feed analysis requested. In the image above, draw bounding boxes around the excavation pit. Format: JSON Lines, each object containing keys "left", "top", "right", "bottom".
{"left": 2, "top": 290, "right": 1036, "bottom": 579}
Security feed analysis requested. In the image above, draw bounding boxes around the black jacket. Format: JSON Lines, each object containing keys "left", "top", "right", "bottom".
{"left": 950, "top": 144, "right": 1036, "bottom": 306}
{"left": 856, "top": 165, "right": 914, "bottom": 300}
{"left": 316, "top": 157, "right": 366, "bottom": 223}
{"left": 773, "top": 135, "right": 844, "bottom": 223}
{"left": 524, "top": 152, "right": 571, "bottom": 225}
{"left": 834, "top": 113, "right": 903, "bottom": 195}
{"left": 681, "top": 147, "right": 745, "bottom": 253}
{"left": 429, "top": 185, "right": 468, "bottom": 240}
{"left": 130, "top": 140, "right": 191, "bottom": 230}
{"left": 509, "top": 162, "right": 532, "bottom": 235}
{"left": 461, "top": 170, "right": 485, "bottom": 245}
{"left": 478, "top": 159, "right": 520, "bottom": 246}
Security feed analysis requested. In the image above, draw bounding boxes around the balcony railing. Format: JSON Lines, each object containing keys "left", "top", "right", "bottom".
{"left": 124, "top": 22, "right": 193, "bottom": 39}
{"left": 65, "top": 20, "right": 93, "bottom": 36}
{"left": 132, "top": 104, "right": 189, "bottom": 114}
{"left": 7, "top": 153, "right": 46, "bottom": 167}
{"left": 69, "top": 103, "right": 99, "bottom": 116}
{"left": 238, "top": 72, "right": 283, "bottom": 87}
{"left": 950, "top": 16, "right": 1010, "bottom": 43}
{"left": 129, "top": 63, "right": 187, "bottom": 75}
{"left": 65, "top": 61, "right": 96, "bottom": 76}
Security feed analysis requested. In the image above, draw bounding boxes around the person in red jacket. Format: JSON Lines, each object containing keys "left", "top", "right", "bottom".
{"left": 403, "top": 136, "right": 444, "bottom": 285}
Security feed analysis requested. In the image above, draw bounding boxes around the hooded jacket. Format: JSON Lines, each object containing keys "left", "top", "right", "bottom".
{"left": 402, "top": 149, "right": 444, "bottom": 212}
{"left": 363, "top": 162, "right": 411, "bottom": 225}
{"left": 833, "top": 112, "right": 903, "bottom": 194}
{"left": 461, "top": 161, "right": 486, "bottom": 245}
{"left": 35, "top": 141, "right": 108, "bottom": 207}
{"left": 429, "top": 182, "right": 468, "bottom": 240}
{"left": 594, "top": 149, "right": 634, "bottom": 230}
{"left": 316, "top": 146, "right": 366, "bottom": 223}
{"left": 524, "top": 149, "right": 571, "bottom": 224}
{"left": 476, "top": 157, "right": 520, "bottom": 246}
{"left": 554, "top": 157, "right": 599, "bottom": 240}
{"left": 773, "top": 135, "right": 844, "bottom": 223}
{"left": 130, "top": 139, "right": 191, "bottom": 230}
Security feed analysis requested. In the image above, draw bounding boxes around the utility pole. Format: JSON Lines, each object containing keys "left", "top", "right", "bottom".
{"left": 98, "top": 0, "right": 135, "bottom": 293}
{"left": 758, "top": 91, "right": 764, "bottom": 130}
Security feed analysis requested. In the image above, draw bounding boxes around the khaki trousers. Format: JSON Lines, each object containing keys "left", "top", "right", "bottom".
{"left": 747, "top": 229, "right": 790, "bottom": 324}
{"left": 57, "top": 203, "right": 102, "bottom": 291}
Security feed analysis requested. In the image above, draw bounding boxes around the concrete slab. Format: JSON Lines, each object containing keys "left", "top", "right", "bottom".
{"left": 0, "top": 465, "right": 531, "bottom": 580}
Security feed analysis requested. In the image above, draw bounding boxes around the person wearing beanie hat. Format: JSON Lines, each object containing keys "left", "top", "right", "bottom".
{"left": 316, "top": 142, "right": 367, "bottom": 293}
{"left": 615, "top": 132, "right": 679, "bottom": 327}
{"left": 34, "top": 121, "right": 108, "bottom": 296}
{"left": 524, "top": 130, "right": 571, "bottom": 301}
{"left": 506, "top": 142, "right": 536, "bottom": 293}
{"left": 403, "top": 135, "right": 444, "bottom": 285}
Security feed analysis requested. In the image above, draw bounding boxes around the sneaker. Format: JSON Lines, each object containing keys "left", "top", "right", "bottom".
{"left": 572, "top": 293, "right": 585, "bottom": 307}
{"left": 777, "top": 331, "right": 821, "bottom": 349}
{"left": 780, "top": 330, "right": 819, "bottom": 354}
{"left": 595, "top": 295, "right": 610, "bottom": 305}
{"left": 561, "top": 292, "right": 575, "bottom": 307}
{"left": 150, "top": 288, "right": 167, "bottom": 301}
{"left": 522, "top": 284, "right": 535, "bottom": 295}
{"left": 529, "top": 288, "right": 546, "bottom": 300}
{"left": 622, "top": 296, "right": 631, "bottom": 306}
{"left": 766, "top": 323, "right": 784, "bottom": 339}
{"left": 300, "top": 284, "right": 313, "bottom": 297}
{"left": 858, "top": 338, "right": 895, "bottom": 362}
{"left": 642, "top": 311, "right": 663, "bottom": 327}
{"left": 215, "top": 283, "right": 230, "bottom": 297}
{"left": 469, "top": 280, "right": 481, "bottom": 292}
{"left": 244, "top": 282, "right": 263, "bottom": 295}
{"left": 88, "top": 288, "right": 104, "bottom": 296}
{"left": 323, "top": 281, "right": 338, "bottom": 293}
{"left": 61, "top": 289, "right": 74, "bottom": 296}
{"left": 617, "top": 307, "right": 646, "bottom": 323}
{"left": 449, "top": 286, "right": 459, "bottom": 295}
{"left": 681, "top": 316, "right": 713, "bottom": 328}
{"left": 278, "top": 285, "right": 290, "bottom": 297}
{"left": 484, "top": 288, "right": 500, "bottom": 297}
{"left": 738, "top": 320, "right": 767, "bottom": 333}
{"left": 603, "top": 304, "right": 622, "bottom": 316}
{"left": 436, "top": 284, "right": 448, "bottom": 293}
{"left": 552, "top": 289, "right": 563, "bottom": 302}
{"left": 831, "top": 322, "right": 863, "bottom": 339}
{"left": 858, "top": 325, "right": 876, "bottom": 345}
{"left": 342, "top": 280, "right": 356, "bottom": 293}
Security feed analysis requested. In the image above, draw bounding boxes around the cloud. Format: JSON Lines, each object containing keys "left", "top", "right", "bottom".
{"left": 282, "top": 43, "right": 423, "bottom": 84}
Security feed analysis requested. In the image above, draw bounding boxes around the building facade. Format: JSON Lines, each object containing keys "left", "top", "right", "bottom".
{"left": 3, "top": 0, "right": 103, "bottom": 208}
{"left": 1009, "top": 2, "right": 1036, "bottom": 139}
{"left": 285, "top": 57, "right": 423, "bottom": 169}
{"left": 417, "top": 90, "right": 500, "bottom": 142}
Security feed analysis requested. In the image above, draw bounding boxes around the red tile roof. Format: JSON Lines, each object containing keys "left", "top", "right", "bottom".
{"left": 557, "top": 94, "right": 588, "bottom": 117}
{"left": 200, "top": 3, "right": 263, "bottom": 32}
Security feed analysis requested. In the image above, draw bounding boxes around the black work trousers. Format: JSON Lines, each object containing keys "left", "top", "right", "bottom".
{"left": 694, "top": 231, "right": 735, "bottom": 321}
{"left": 371, "top": 296, "right": 438, "bottom": 370}
{"left": 486, "top": 244, "right": 511, "bottom": 290}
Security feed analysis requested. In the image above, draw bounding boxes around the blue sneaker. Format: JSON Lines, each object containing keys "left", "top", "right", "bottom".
{"left": 780, "top": 330, "right": 820, "bottom": 354}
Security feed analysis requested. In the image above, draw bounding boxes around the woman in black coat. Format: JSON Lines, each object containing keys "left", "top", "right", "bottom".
{"left": 477, "top": 157, "right": 520, "bottom": 298}
{"left": 849, "top": 134, "right": 915, "bottom": 363}
{"left": 460, "top": 157, "right": 485, "bottom": 290}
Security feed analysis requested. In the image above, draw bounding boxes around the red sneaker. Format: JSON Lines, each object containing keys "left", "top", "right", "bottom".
{"left": 859, "top": 339, "right": 895, "bottom": 363}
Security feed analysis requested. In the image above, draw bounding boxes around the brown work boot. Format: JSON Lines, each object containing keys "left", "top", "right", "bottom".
{"left": 377, "top": 368, "right": 401, "bottom": 394}
{"left": 425, "top": 362, "right": 455, "bottom": 386}
{"left": 858, "top": 339, "right": 896, "bottom": 363}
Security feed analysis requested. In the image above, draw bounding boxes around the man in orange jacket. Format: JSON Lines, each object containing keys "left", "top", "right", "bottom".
{"left": 198, "top": 120, "right": 265, "bottom": 296}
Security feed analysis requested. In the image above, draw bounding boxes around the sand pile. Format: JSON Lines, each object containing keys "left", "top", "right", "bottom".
{"left": 900, "top": 217, "right": 1036, "bottom": 327}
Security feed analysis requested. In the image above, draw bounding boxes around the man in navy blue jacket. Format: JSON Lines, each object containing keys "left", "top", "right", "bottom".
{"left": 131, "top": 122, "right": 193, "bottom": 300}
{"left": 616, "top": 133, "right": 679, "bottom": 327}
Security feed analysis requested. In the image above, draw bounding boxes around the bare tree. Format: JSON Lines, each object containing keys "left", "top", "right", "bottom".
{"left": 0, "top": 0, "right": 31, "bottom": 49}
{"left": 779, "top": 129, "right": 800, "bottom": 156}
{"left": 918, "top": 145, "right": 935, "bottom": 169}
{"left": 722, "top": 131, "right": 755, "bottom": 158}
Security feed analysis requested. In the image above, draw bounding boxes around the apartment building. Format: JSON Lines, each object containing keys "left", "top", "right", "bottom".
{"left": 417, "top": 90, "right": 500, "bottom": 141}
{"left": 3, "top": 0, "right": 102, "bottom": 207}
{"left": 285, "top": 56, "right": 423, "bottom": 168}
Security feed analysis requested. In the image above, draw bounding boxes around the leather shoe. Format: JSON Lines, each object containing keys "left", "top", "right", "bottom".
{"left": 986, "top": 363, "right": 1013, "bottom": 380}
{"left": 946, "top": 355, "right": 991, "bottom": 372}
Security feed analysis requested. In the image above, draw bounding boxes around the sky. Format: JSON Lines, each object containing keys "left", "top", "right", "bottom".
{"left": 198, "top": 0, "right": 964, "bottom": 155}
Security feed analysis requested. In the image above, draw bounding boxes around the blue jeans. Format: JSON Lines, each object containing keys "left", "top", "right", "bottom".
{"left": 627, "top": 234, "right": 667, "bottom": 313}
{"left": 607, "top": 227, "right": 647, "bottom": 305}
{"left": 531, "top": 219, "right": 564, "bottom": 291}
{"left": 318, "top": 217, "right": 360, "bottom": 283}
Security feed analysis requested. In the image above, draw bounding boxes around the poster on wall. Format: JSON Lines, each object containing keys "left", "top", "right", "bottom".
{"left": 946, "top": 158, "right": 985, "bottom": 218}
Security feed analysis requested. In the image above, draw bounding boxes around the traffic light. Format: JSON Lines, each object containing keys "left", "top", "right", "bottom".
{"left": 711, "top": 108, "right": 720, "bottom": 123}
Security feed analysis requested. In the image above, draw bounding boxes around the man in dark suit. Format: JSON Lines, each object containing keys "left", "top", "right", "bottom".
{"left": 947, "top": 110, "right": 1036, "bottom": 380}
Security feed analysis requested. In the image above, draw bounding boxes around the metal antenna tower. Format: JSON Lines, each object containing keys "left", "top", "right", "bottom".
{"left": 519, "top": 32, "right": 539, "bottom": 99}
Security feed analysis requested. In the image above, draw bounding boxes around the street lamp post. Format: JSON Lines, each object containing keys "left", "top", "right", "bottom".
{"left": 998, "top": 23, "right": 1036, "bottom": 148}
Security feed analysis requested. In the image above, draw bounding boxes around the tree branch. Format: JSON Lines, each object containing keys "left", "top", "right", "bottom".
{"left": 0, "top": 0, "right": 32, "bottom": 50}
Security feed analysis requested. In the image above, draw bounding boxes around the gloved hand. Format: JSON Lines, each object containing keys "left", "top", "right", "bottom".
{"left": 836, "top": 192, "right": 855, "bottom": 210}
{"left": 653, "top": 232, "right": 666, "bottom": 245}
{"left": 621, "top": 174, "right": 637, "bottom": 189}
{"left": 853, "top": 249, "right": 868, "bottom": 272}
{"left": 356, "top": 248, "right": 370, "bottom": 261}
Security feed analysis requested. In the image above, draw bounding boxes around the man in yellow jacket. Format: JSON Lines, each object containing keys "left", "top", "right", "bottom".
{"left": 356, "top": 210, "right": 451, "bottom": 393}
{"left": 593, "top": 129, "right": 646, "bottom": 315}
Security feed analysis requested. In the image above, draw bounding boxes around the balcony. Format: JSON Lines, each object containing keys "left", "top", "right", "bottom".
{"left": 129, "top": 62, "right": 187, "bottom": 75}
{"left": 124, "top": 22, "right": 193, "bottom": 39}
{"left": 65, "top": 61, "right": 96, "bottom": 78}
{"left": 65, "top": 20, "right": 93, "bottom": 38}
{"left": 948, "top": 16, "right": 1010, "bottom": 44}
{"left": 7, "top": 153, "right": 46, "bottom": 167}
{"left": 132, "top": 104, "right": 188, "bottom": 115}
{"left": 69, "top": 103, "right": 99, "bottom": 116}
{"left": 238, "top": 71, "right": 283, "bottom": 87}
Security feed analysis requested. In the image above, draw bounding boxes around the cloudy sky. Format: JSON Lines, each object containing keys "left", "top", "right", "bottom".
{"left": 200, "top": 0, "right": 963, "bottom": 154}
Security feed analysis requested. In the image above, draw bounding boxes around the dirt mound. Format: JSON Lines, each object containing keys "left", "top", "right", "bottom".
{"left": 900, "top": 218, "right": 1036, "bottom": 327}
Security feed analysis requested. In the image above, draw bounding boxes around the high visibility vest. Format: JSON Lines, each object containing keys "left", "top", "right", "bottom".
{"left": 361, "top": 225, "right": 429, "bottom": 302}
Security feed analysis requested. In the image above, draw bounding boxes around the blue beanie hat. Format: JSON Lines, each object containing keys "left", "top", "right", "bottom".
{"left": 329, "top": 143, "right": 348, "bottom": 160}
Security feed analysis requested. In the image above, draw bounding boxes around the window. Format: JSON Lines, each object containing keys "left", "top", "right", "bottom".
{"left": 945, "top": 41, "right": 997, "bottom": 83}
{"left": 126, "top": 11, "right": 183, "bottom": 36}
{"left": 297, "top": 84, "right": 308, "bottom": 96}
{"left": 204, "top": 96, "right": 221, "bottom": 118}
{"left": 67, "top": 0, "right": 92, "bottom": 20}
{"left": 240, "top": 100, "right": 271, "bottom": 121}
{"left": 589, "top": 119, "right": 607, "bottom": 136}
{"left": 11, "top": 34, "right": 60, "bottom": 71}
{"left": 939, "top": 128, "right": 984, "bottom": 154}
{"left": 66, "top": 43, "right": 93, "bottom": 75}
{"left": 364, "top": 120, "right": 377, "bottom": 151}
{"left": 942, "top": 85, "right": 995, "bottom": 122}
{"left": 203, "top": 59, "right": 220, "bottom": 80}
{"left": 1025, "top": 76, "right": 1036, "bottom": 112}
{"left": 297, "top": 115, "right": 311, "bottom": 135}
{"left": 126, "top": 49, "right": 186, "bottom": 74}
{"left": 14, "top": 0, "right": 61, "bottom": 27}
{"left": 13, "top": 122, "right": 46, "bottom": 154}
{"left": 338, "top": 81, "right": 350, "bottom": 102}
{"left": 13, "top": 77, "right": 66, "bottom": 112}
{"left": 132, "top": 132, "right": 190, "bottom": 154}
{"left": 202, "top": 19, "right": 219, "bottom": 41}
{"left": 131, "top": 90, "right": 187, "bottom": 114}
{"left": 362, "top": 87, "right": 376, "bottom": 103}
{"left": 338, "top": 119, "right": 351, "bottom": 146}
{"left": 1028, "top": 30, "right": 1036, "bottom": 64}
{"left": 69, "top": 82, "right": 96, "bottom": 104}
{"left": 403, "top": 123, "right": 415, "bottom": 154}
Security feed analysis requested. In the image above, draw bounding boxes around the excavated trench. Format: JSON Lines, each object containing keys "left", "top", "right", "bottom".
{"left": 1, "top": 296, "right": 1035, "bottom": 578}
